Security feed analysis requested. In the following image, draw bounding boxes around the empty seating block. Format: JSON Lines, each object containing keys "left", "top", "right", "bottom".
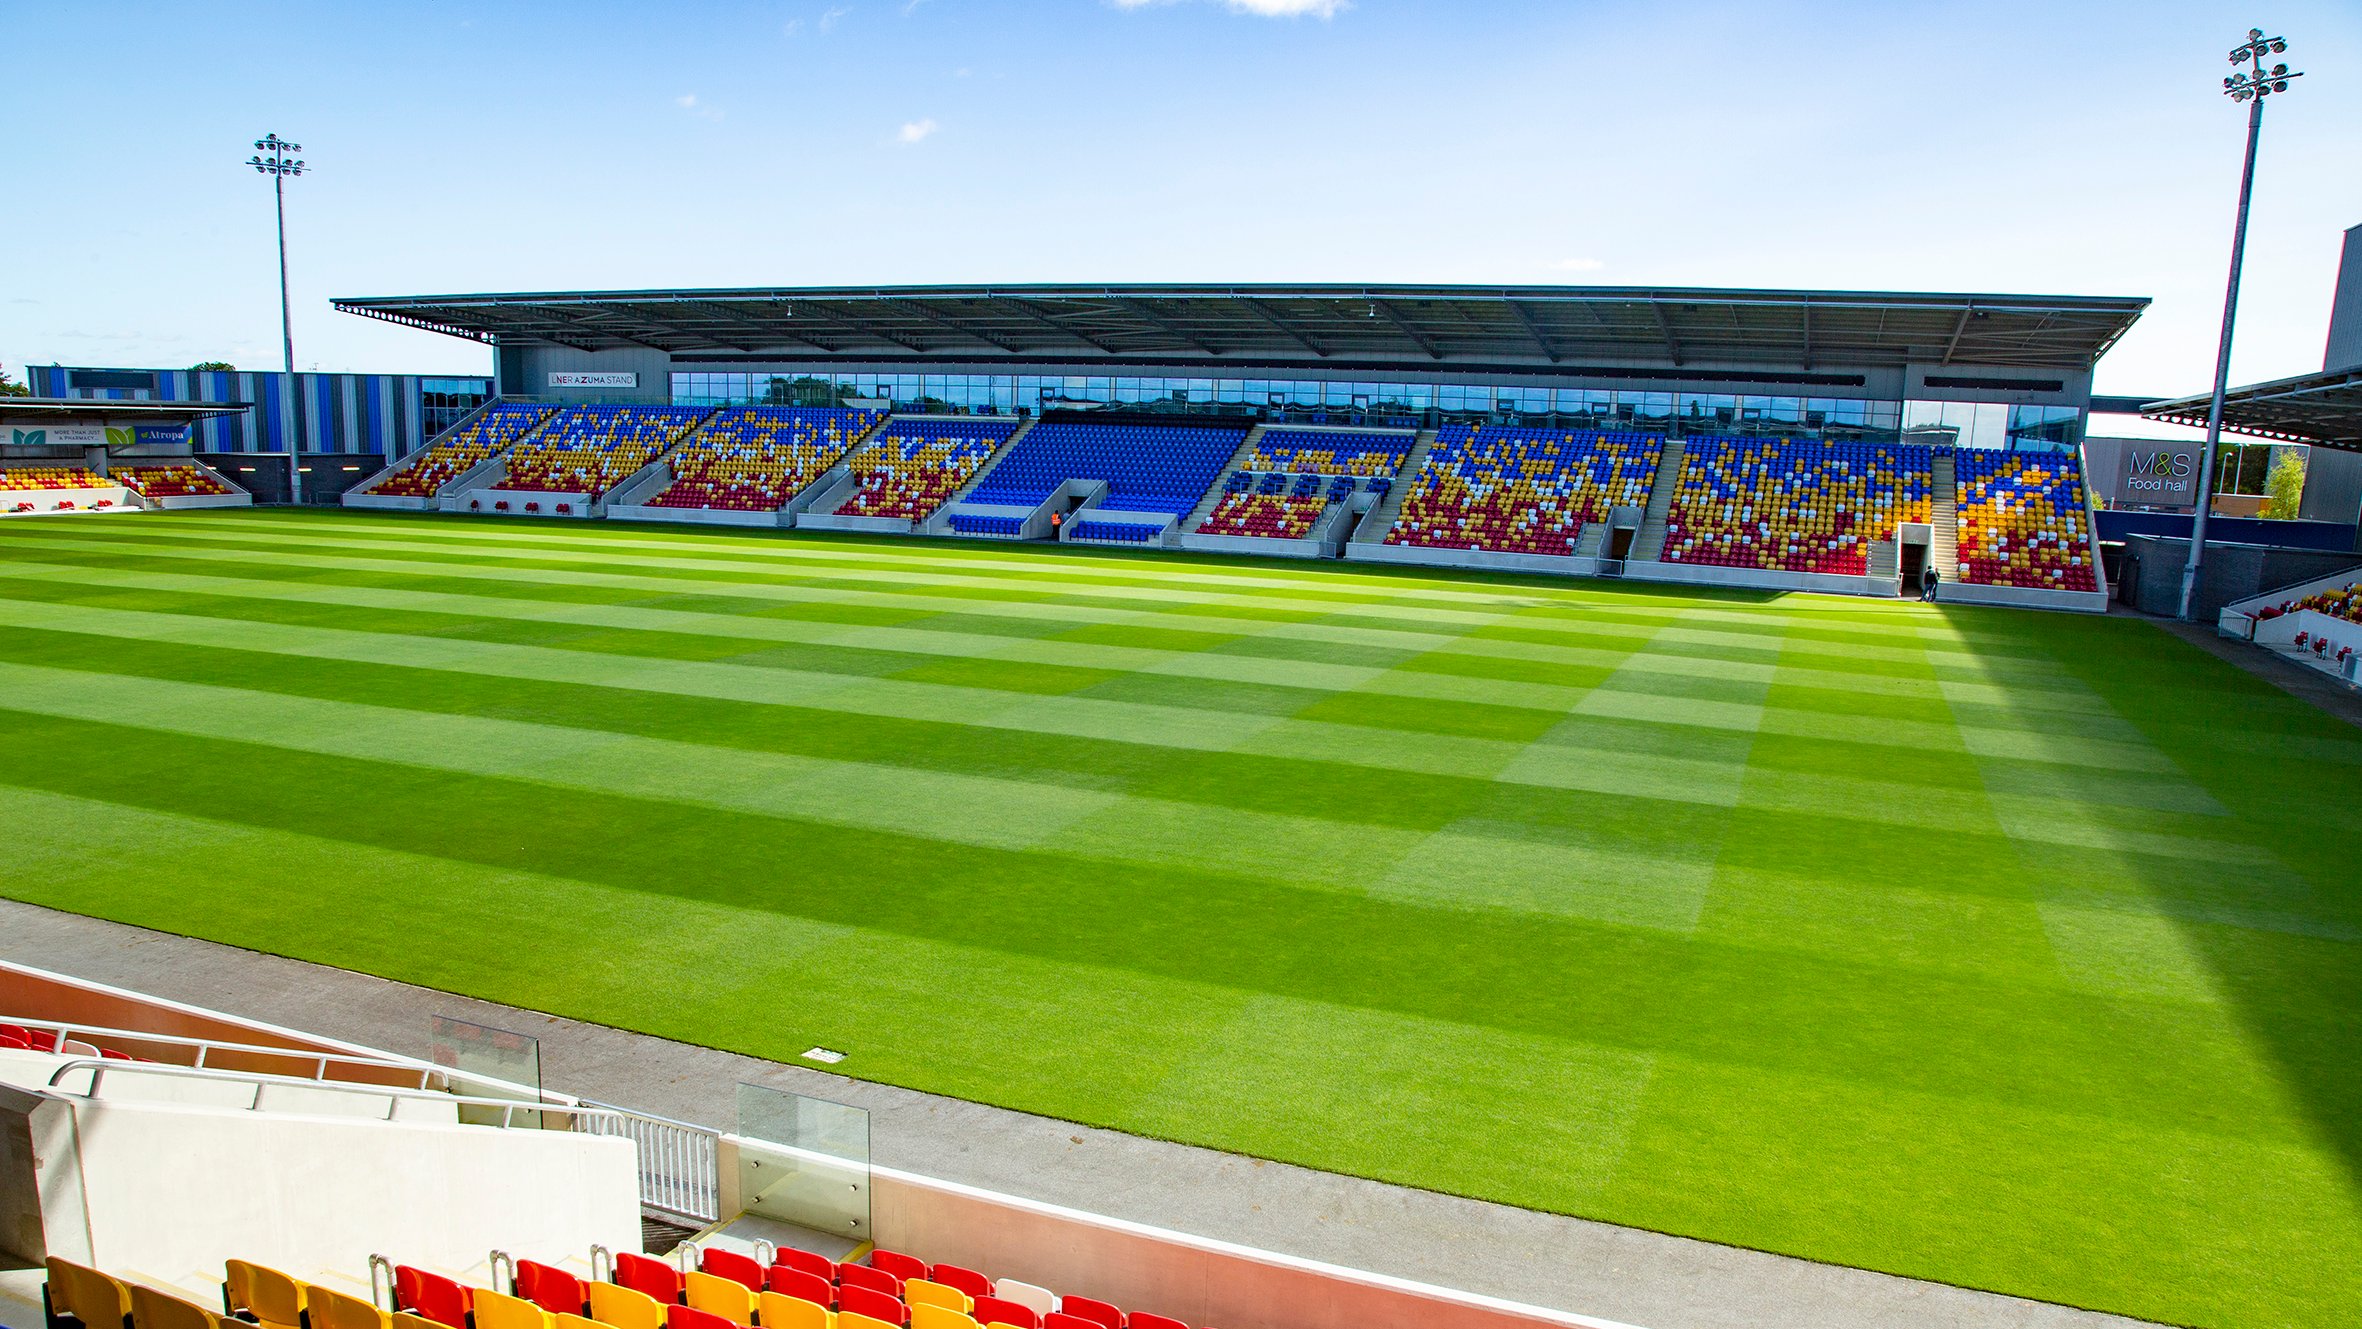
{"left": 1245, "top": 428, "right": 1413, "bottom": 476}
{"left": 371, "top": 404, "right": 554, "bottom": 498}
{"left": 839, "top": 418, "right": 1023, "bottom": 519}
{"left": 1954, "top": 449, "right": 2099, "bottom": 591}
{"left": 495, "top": 405, "right": 707, "bottom": 498}
{"left": 965, "top": 422, "right": 1245, "bottom": 517}
{"left": 2283, "top": 581, "right": 2362, "bottom": 624}
{"left": 1660, "top": 438, "right": 1932, "bottom": 576}
{"left": 1386, "top": 427, "right": 1661, "bottom": 556}
{"left": 1199, "top": 492, "right": 1327, "bottom": 539}
{"left": 0, "top": 466, "right": 108, "bottom": 490}
{"left": 646, "top": 407, "right": 881, "bottom": 511}
{"left": 1068, "top": 519, "right": 1158, "bottom": 544}
{"left": 114, "top": 465, "right": 232, "bottom": 497}
{"left": 949, "top": 513, "right": 1026, "bottom": 537}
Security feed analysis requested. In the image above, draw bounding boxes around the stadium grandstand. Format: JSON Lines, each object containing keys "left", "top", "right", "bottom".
{"left": 316, "top": 283, "right": 2144, "bottom": 608}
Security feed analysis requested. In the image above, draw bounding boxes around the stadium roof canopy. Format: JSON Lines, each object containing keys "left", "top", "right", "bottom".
{"left": 2142, "top": 367, "right": 2362, "bottom": 450}
{"left": 334, "top": 284, "right": 2148, "bottom": 374}
{"left": 0, "top": 398, "right": 249, "bottom": 425}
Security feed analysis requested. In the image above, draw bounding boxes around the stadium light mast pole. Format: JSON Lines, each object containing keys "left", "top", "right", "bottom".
{"left": 247, "top": 133, "right": 306, "bottom": 504}
{"left": 2178, "top": 31, "right": 2300, "bottom": 620}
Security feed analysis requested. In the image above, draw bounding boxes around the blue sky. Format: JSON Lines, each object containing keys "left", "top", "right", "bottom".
{"left": 3, "top": 0, "right": 2357, "bottom": 411}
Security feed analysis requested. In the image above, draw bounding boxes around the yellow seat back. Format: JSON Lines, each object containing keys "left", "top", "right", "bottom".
{"left": 475, "top": 1290, "right": 555, "bottom": 1329}
{"left": 307, "top": 1286, "right": 392, "bottom": 1329}
{"left": 47, "top": 1257, "right": 132, "bottom": 1329}
{"left": 755, "top": 1295, "right": 832, "bottom": 1329}
{"left": 838, "top": 1316, "right": 898, "bottom": 1329}
{"left": 903, "top": 1282, "right": 969, "bottom": 1315}
{"left": 910, "top": 1307, "right": 976, "bottom": 1329}
{"left": 683, "top": 1273, "right": 756, "bottom": 1327}
{"left": 554, "top": 1316, "right": 612, "bottom": 1329}
{"left": 587, "top": 1282, "right": 667, "bottom": 1329}
{"left": 231, "top": 1262, "right": 306, "bottom": 1329}
{"left": 393, "top": 1314, "right": 448, "bottom": 1329}
{"left": 129, "top": 1285, "right": 222, "bottom": 1329}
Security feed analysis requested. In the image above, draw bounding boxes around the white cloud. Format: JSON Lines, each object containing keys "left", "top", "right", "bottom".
{"left": 1548, "top": 258, "right": 1606, "bottom": 273}
{"left": 782, "top": 17, "right": 803, "bottom": 35}
{"left": 818, "top": 6, "right": 850, "bottom": 30}
{"left": 675, "top": 93, "right": 725, "bottom": 122}
{"left": 897, "top": 118, "right": 940, "bottom": 144}
{"left": 1109, "top": 0, "right": 1348, "bottom": 15}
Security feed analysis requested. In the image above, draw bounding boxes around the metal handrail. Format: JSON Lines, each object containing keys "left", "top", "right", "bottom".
{"left": 2, "top": 1015, "right": 562, "bottom": 1105}
{"left": 47, "top": 1058, "right": 618, "bottom": 1129}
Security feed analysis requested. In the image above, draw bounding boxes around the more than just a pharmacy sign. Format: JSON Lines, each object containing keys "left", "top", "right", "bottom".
{"left": 2117, "top": 445, "right": 2201, "bottom": 508}
{"left": 548, "top": 372, "right": 639, "bottom": 389}
{"left": 7, "top": 424, "right": 106, "bottom": 448}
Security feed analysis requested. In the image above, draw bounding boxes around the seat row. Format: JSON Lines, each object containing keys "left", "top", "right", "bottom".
{"left": 1660, "top": 438, "right": 1932, "bottom": 576}
{"left": 836, "top": 420, "right": 1023, "bottom": 520}
{"left": 372, "top": 406, "right": 556, "bottom": 499}
{"left": 1242, "top": 428, "right": 1413, "bottom": 477}
{"left": 1387, "top": 427, "right": 1661, "bottom": 557}
{"left": 964, "top": 423, "right": 1246, "bottom": 518}
{"left": 1197, "top": 493, "right": 1327, "bottom": 540}
{"left": 494, "top": 407, "right": 710, "bottom": 498}
{"left": 1954, "top": 450, "right": 2098, "bottom": 592}
{"left": 115, "top": 464, "right": 235, "bottom": 497}
{"left": 0, "top": 466, "right": 110, "bottom": 490}
{"left": 644, "top": 408, "right": 883, "bottom": 512}
{"left": 1067, "top": 520, "right": 1159, "bottom": 544}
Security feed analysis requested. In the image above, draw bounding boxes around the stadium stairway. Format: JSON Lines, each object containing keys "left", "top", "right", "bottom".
{"left": 1573, "top": 523, "right": 1608, "bottom": 559}
{"left": 1178, "top": 426, "right": 1274, "bottom": 533}
{"left": 1930, "top": 447, "right": 1961, "bottom": 577}
{"left": 1348, "top": 429, "right": 1437, "bottom": 543}
{"left": 1628, "top": 438, "right": 1688, "bottom": 561}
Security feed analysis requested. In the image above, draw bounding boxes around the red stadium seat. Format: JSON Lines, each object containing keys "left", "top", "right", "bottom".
{"left": 616, "top": 1253, "right": 684, "bottom": 1305}
{"left": 396, "top": 1267, "right": 471, "bottom": 1329}
{"left": 765, "top": 1269, "right": 834, "bottom": 1308}
{"left": 517, "top": 1262, "right": 588, "bottom": 1317}
{"left": 1127, "top": 1315, "right": 1187, "bottom": 1329}
{"left": 836, "top": 1286, "right": 907, "bottom": 1326}
{"left": 770, "top": 1249, "right": 836, "bottom": 1284}
{"left": 699, "top": 1251, "right": 764, "bottom": 1294}
{"left": 970, "top": 1297, "right": 1038, "bottom": 1329}
{"left": 667, "top": 1306, "right": 736, "bottom": 1329}
{"left": 836, "top": 1264, "right": 902, "bottom": 1298}
{"left": 1056, "top": 1298, "right": 1124, "bottom": 1329}
{"left": 927, "top": 1267, "right": 992, "bottom": 1302}
{"left": 1044, "top": 1316, "right": 1103, "bottom": 1329}
{"left": 867, "top": 1252, "right": 928, "bottom": 1285}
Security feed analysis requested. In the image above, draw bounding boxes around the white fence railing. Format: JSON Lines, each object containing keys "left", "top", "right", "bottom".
{"left": 577, "top": 1100, "right": 724, "bottom": 1224}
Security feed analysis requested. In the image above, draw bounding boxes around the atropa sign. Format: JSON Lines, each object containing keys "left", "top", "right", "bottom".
{"left": 2118, "top": 445, "right": 2200, "bottom": 507}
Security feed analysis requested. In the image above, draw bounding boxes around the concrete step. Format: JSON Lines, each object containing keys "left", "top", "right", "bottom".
{"left": 1931, "top": 449, "right": 1960, "bottom": 577}
{"left": 1630, "top": 437, "right": 1688, "bottom": 562}
{"left": 1351, "top": 429, "right": 1437, "bottom": 543}
{"left": 1182, "top": 425, "right": 1273, "bottom": 532}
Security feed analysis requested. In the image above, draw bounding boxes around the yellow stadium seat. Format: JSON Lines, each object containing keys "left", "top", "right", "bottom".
{"left": 46, "top": 1257, "right": 133, "bottom": 1329}
{"left": 475, "top": 1290, "right": 556, "bottom": 1329}
{"left": 588, "top": 1282, "right": 668, "bottom": 1329}
{"left": 394, "top": 1314, "right": 448, "bottom": 1329}
{"left": 683, "top": 1273, "right": 755, "bottom": 1327}
{"left": 756, "top": 1294, "right": 833, "bottom": 1329}
{"left": 838, "top": 1316, "right": 898, "bottom": 1329}
{"left": 130, "top": 1285, "right": 226, "bottom": 1329}
{"left": 307, "top": 1286, "right": 392, "bottom": 1329}
{"left": 903, "top": 1281, "right": 969, "bottom": 1314}
{"left": 555, "top": 1315, "right": 615, "bottom": 1329}
{"left": 224, "top": 1261, "right": 305, "bottom": 1329}
{"left": 909, "top": 1307, "right": 976, "bottom": 1329}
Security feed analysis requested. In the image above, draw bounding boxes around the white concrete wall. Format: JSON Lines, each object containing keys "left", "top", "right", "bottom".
{"left": 850, "top": 1149, "right": 1637, "bottom": 1329}
{"left": 40, "top": 1095, "right": 639, "bottom": 1284}
{"left": 1345, "top": 543, "right": 1599, "bottom": 578}
{"left": 0, "top": 487, "right": 135, "bottom": 516}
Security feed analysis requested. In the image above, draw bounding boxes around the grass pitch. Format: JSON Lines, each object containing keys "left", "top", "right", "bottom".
{"left": 0, "top": 509, "right": 2356, "bottom": 1327}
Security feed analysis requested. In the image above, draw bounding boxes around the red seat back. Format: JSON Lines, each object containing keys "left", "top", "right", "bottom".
{"left": 837, "top": 1285, "right": 907, "bottom": 1326}
{"left": 1128, "top": 1316, "right": 1188, "bottom": 1329}
{"left": 1059, "top": 1298, "right": 1124, "bottom": 1329}
{"left": 617, "top": 1252, "right": 684, "bottom": 1305}
{"left": 668, "top": 1306, "right": 737, "bottom": 1329}
{"left": 836, "top": 1265, "right": 902, "bottom": 1298}
{"left": 927, "top": 1267, "right": 992, "bottom": 1302}
{"left": 701, "top": 1249, "right": 765, "bottom": 1294}
{"left": 867, "top": 1250, "right": 928, "bottom": 1284}
{"left": 766, "top": 1269, "right": 835, "bottom": 1307}
{"left": 972, "top": 1297, "right": 1039, "bottom": 1329}
{"left": 517, "top": 1262, "right": 588, "bottom": 1317}
{"left": 771, "top": 1249, "right": 837, "bottom": 1284}
{"left": 399, "top": 1268, "right": 472, "bottom": 1329}
{"left": 1045, "top": 1316, "right": 1102, "bottom": 1329}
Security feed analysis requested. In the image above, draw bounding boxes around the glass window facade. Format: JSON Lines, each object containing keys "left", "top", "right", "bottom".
{"left": 672, "top": 369, "right": 2066, "bottom": 448}
{"left": 421, "top": 377, "right": 493, "bottom": 439}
